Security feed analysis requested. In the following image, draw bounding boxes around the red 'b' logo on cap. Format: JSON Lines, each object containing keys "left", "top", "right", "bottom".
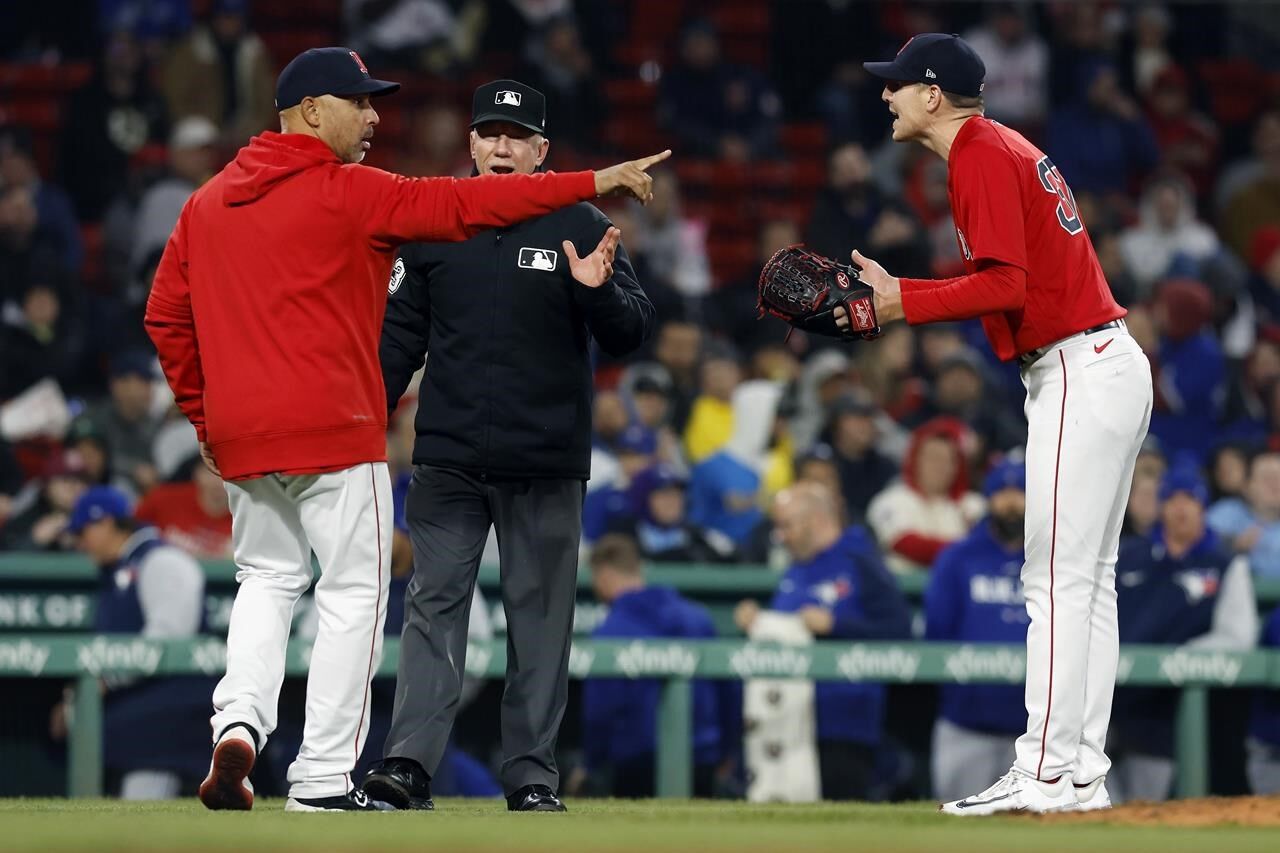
{"left": 349, "top": 51, "right": 369, "bottom": 75}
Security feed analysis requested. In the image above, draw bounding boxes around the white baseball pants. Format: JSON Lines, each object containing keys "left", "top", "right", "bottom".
{"left": 1014, "top": 327, "right": 1152, "bottom": 785}
{"left": 211, "top": 462, "right": 392, "bottom": 799}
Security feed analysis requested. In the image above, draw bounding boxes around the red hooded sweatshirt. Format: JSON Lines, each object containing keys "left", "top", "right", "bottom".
{"left": 891, "top": 416, "right": 974, "bottom": 565}
{"left": 145, "top": 132, "right": 598, "bottom": 480}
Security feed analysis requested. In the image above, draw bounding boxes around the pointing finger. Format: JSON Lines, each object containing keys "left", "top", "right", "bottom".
{"left": 634, "top": 149, "right": 673, "bottom": 171}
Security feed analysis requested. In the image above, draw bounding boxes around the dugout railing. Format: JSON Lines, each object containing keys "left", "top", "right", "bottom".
{"left": 2, "top": 634, "right": 1277, "bottom": 800}
{"left": 4, "top": 555, "right": 1280, "bottom": 636}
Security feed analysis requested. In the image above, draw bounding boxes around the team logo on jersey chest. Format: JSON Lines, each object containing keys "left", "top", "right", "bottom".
{"left": 387, "top": 258, "right": 406, "bottom": 294}
{"left": 518, "top": 247, "right": 558, "bottom": 271}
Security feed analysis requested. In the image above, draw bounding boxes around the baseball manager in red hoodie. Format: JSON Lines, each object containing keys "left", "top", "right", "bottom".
{"left": 144, "top": 47, "right": 668, "bottom": 813}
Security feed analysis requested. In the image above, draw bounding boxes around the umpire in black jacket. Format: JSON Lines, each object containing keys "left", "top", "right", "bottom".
{"left": 361, "top": 80, "right": 656, "bottom": 812}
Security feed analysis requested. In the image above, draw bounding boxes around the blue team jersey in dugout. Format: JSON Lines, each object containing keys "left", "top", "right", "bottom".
{"left": 924, "top": 520, "right": 1029, "bottom": 735}
{"left": 769, "top": 527, "right": 911, "bottom": 745}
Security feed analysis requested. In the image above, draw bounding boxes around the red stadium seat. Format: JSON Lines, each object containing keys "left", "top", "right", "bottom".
{"left": 1198, "top": 59, "right": 1268, "bottom": 126}
{"left": 602, "top": 79, "right": 658, "bottom": 110}
{"left": 781, "top": 123, "right": 828, "bottom": 158}
{"left": 0, "top": 62, "right": 92, "bottom": 96}
{"left": 79, "top": 223, "right": 105, "bottom": 293}
{"left": 260, "top": 30, "right": 342, "bottom": 69}
{"left": 1, "top": 100, "right": 60, "bottom": 133}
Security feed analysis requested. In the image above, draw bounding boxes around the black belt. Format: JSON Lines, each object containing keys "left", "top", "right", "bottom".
{"left": 1017, "top": 319, "right": 1125, "bottom": 369}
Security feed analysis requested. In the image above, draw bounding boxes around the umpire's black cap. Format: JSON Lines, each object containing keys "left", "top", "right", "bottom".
{"left": 275, "top": 47, "right": 400, "bottom": 110}
{"left": 470, "top": 80, "right": 548, "bottom": 136}
{"left": 863, "top": 33, "right": 986, "bottom": 98}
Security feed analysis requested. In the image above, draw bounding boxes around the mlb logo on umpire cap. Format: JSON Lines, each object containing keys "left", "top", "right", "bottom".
{"left": 471, "top": 80, "right": 547, "bottom": 135}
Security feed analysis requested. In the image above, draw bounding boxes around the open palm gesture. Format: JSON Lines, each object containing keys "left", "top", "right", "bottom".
{"left": 564, "top": 226, "right": 621, "bottom": 288}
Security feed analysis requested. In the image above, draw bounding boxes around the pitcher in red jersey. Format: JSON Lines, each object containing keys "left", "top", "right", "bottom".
{"left": 851, "top": 33, "right": 1153, "bottom": 815}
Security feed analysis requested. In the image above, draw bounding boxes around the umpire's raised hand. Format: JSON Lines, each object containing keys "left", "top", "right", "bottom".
{"left": 594, "top": 150, "right": 672, "bottom": 204}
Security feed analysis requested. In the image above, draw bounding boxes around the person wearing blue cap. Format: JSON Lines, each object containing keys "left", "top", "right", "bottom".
{"left": 856, "top": 32, "right": 1153, "bottom": 815}
{"left": 51, "top": 486, "right": 212, "bottom": 799}
{"left": 1109, "top": 467, "right": 1257, "bottom": 803}
{"left": 145, "top": 42, "right": 670, "bottom": 814}
{"left": 924, "top": 459, "right": 1030, "bottom": 802}
{"left": 582, "top": 424, "right": 660, "bottom": 544}
{"left": 609, "top": 464, "right": 736, "bottom": 564}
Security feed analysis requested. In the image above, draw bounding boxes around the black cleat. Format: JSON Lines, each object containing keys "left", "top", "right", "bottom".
{"left": 360, "top": 757, "right": 435, "bottom": 810}
{"left": 506, "top": 784, "right": 566, "bottom": 812}
{"left": 285, "top": 789, "right": 393, "bottom": 812}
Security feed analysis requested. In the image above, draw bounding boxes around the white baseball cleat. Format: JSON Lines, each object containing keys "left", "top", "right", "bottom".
{"left": 198, "top": 728, "right": 256, "bottom": 811}
{"left": 1073, "top": 776, "right": 1112, "bottom": 811}
{"left": 940, "top": 769, "right": 1077, "bottom": 815}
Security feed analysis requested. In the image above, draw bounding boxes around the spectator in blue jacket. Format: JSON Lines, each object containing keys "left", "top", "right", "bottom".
{"left": 1045, "top": 59, "right": 1159, "bottom": 195}
{"left": 1207, "top": 450, "right": 1280, "bottom": 578}
{"left": 1248, "top": 605, "right": 1280, "bottom": 794}
{"left": 734, "top": 482, "right": 911, "bottom": 800}
{"left": 583, "top": 424, "right": 658, "bottom": 543}
{"left": 1111, "top": 468, "right": 1258, "bottom": 803}
{"left": 579, "top": 534, "right": 730, "bottom": 798}
{"left": 1149, "top": 279, "right": 1227, "bottom": 465}
{"left": 924, "top": 459, "right": 1029, "bottom": 802}
{"left": 49, "top": 486, "right": 213, "bottom": 799}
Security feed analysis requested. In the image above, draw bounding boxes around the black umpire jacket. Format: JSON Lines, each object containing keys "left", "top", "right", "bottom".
{"left": 380, "top": 202, "right": 655, "bottom": 480}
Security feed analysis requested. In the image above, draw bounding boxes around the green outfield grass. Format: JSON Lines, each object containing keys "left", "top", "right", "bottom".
{"left": 0, "top": 799, "right": 1276, "bottom": 853}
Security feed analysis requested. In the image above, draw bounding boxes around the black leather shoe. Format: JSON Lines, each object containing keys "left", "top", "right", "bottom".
{"left": 360, "top": 757, "right": 435, "bottom": 810}
{"left": 506, "top": 784, "right": 566, "bottom": 812}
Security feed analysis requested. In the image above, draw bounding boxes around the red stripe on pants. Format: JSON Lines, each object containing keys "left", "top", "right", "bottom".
{"left": 1037, "top": 350, "right": 1068, "bottom": 780}
{"left": 354, "top": 464, "right": 383, "bottom": 762}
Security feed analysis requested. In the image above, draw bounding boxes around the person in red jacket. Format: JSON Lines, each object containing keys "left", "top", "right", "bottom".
{"left": 144, "top": 46, "right": 669, "bottom": 814}
{"left": 851, "top": 34, "right": 1153, "bottom": 815}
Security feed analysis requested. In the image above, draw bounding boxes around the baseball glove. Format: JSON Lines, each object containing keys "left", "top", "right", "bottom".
{"left": 756, "top": 245, "right": 881, "bottom": 341}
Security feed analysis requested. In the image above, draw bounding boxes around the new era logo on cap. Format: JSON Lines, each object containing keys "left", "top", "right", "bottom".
{"left": 496, "top": 90, "right": 522, "bottom": 106}
{"left": 925, "top": 68, "right": 937, "bottom": 78}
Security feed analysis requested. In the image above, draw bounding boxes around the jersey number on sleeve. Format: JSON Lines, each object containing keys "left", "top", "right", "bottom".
{"left": 1036, "top": 157, "right": 1083, "bottom": 236}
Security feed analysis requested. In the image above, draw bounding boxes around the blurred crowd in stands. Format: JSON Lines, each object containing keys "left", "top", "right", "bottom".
{"left": 3, "top": 0, "right": 1280, "bottom": 801}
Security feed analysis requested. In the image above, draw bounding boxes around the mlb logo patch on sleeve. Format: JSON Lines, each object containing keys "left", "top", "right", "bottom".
{"left": 518, "top": 248, "right": 558, "bottom": 271}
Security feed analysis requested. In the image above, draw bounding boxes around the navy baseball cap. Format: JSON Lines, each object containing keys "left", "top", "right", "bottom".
{"left": 109, "top": 350, "right": 156, "bottom": 380}
{"left": 275, "top": 47, "right": 400, "bottom": 111}
{"left": 863, "top": 33, "right": 987, "bottom": 98}
{"left": 471, "top": 79, "right": 548, "bottom": 136}
{"left": 1160, "top": 467, "right": 1209, "bottom": 504}
{"left": 983, "top": 459, "right": 1026, "bottom": 497}
{"left": 68, "top": 486, "right": 132, "bottom": 534}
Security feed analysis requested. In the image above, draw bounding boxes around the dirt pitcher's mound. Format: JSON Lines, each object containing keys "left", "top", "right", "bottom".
{"left": 1035, "top": 796, "right": 1280, "bottom": 827}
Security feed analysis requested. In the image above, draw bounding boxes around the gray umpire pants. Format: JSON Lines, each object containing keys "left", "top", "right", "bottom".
{"left": 384, "top": 464, "right": 583, "bottom": 795}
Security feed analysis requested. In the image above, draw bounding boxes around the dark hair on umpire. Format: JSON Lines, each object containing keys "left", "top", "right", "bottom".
{"left": 943, "top": 91, "right": 985, "bottom": 110}
{"left": 589, "top": 533, "right": 642, "bottom": 576}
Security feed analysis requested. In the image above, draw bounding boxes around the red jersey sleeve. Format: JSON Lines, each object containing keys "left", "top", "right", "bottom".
{"left": 349, "top": 168, "right": 598, "bottom": 246}
{"left": 144, "top": 203, "right": 209, "bottom": 441}
{"left": 900, "top": 139, "right": 1029, "bottom": 324}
